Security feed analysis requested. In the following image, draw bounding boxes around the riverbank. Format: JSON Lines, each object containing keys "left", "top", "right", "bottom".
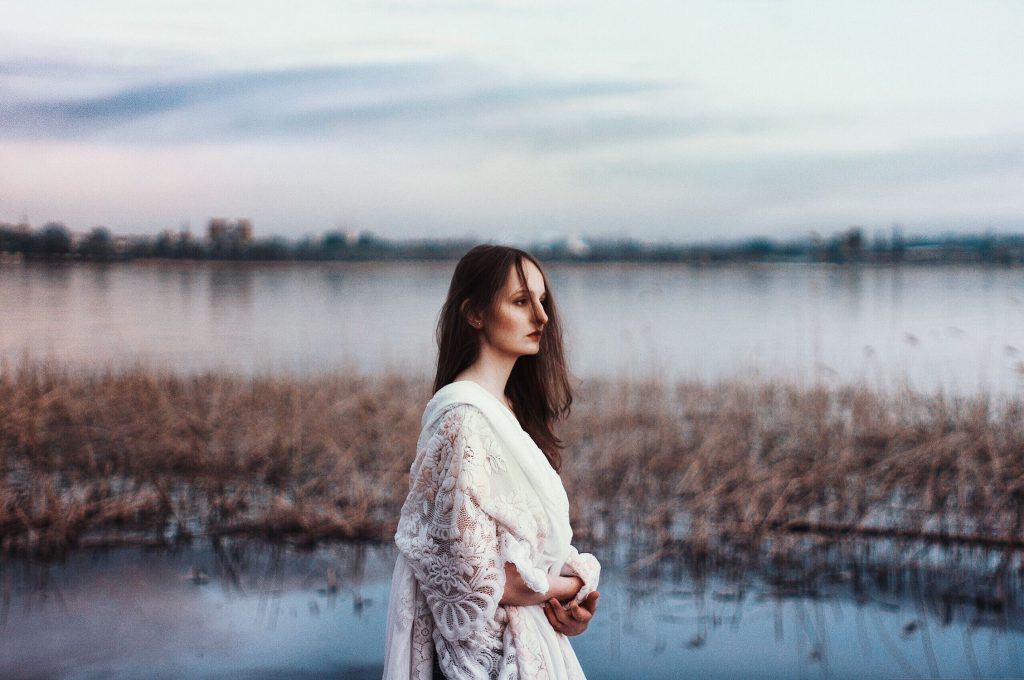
{"left": 2, "top": 362, "right": 1022, "bottom": 558}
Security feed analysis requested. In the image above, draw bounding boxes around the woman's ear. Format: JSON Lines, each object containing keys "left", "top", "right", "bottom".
{"left": 460, "top": 299, "right": 483, "bottom": 329}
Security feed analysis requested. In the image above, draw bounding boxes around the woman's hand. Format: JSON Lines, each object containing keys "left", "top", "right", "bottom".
{"left": 543, "top": 591, "right": 599, "bottom": 636}
{"left": 500, "top": 564, "right": 583, "bottom": 607}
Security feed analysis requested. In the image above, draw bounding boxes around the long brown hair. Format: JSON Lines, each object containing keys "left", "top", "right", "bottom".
{"left": 433, "top": 244, "right": 573, "bottom": 471}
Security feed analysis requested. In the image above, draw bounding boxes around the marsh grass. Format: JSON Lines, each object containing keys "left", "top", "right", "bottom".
{"left": 2, "top": 361, "right": 1023, "bottom": 559}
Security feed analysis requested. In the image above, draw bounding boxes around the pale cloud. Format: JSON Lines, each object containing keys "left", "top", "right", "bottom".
{"left": 1, "top": 60, "right": 672, "bottom": 147}
{"left": 0, "top": 0, "right": 1021, "bottom": 241}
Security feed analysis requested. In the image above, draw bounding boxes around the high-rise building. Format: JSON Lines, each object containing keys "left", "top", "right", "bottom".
{"left": 207, "top": 218, "right": 253, "bottom": 245}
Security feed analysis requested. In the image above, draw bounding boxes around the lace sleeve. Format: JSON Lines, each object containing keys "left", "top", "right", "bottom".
{"left": 396, "top": 404, "right": 543, "bottom": 647}
{"left": 561, "top": 546, "right": 601, "bottom": 604}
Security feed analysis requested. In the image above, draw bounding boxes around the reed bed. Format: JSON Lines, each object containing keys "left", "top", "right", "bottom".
{"left": 2, "top": 361, "right": 1023, "bottom": 559}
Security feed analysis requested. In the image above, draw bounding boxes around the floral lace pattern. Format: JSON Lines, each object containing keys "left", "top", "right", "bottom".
{"left": 388, "top": 390, "right": 600, "bottom": 680}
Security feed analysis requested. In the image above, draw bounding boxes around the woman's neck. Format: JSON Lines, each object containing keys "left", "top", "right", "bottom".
{"left": 455, "top": 349, "right": 516, "bottom": 409}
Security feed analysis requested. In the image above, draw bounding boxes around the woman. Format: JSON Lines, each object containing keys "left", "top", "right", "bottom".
{"left": 383, "top": 245, "right": 601, "bottom": 680}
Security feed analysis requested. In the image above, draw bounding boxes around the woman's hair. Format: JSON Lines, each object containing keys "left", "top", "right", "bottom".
{"left": 433, "top": 244, "right": 573, "bottom": 471}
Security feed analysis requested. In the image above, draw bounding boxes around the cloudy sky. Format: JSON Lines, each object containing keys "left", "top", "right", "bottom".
{"left": 0, "top": 0, "right": 1021, "bottom": 242}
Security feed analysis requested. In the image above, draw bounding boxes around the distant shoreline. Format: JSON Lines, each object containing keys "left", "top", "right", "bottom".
{"left": 4, "top": 222, "right": 1024, "bottom": 265}
{"left": 4, "top": 253, "right": 1024, "bottom": 268}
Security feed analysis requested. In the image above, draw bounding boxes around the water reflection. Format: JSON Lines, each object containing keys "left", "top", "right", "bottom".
{"left": 1, "top": 261, "right": 1024, "bottom": 389}
{"left": 209, "top": 266, "right": 255, "bottom": 308}
{"left": 602, "top": 535, "right": 1024, "bottom": 680}
{"left": 89, "top": 263, "right": 113, "bottom": 295}
{"left": 0, "top": 540, "right": 391, "bottom": 679}
{"left": 2, "top": 537, "right": 1023, "bottom": 679}
{"left": 321, "top": 269, "right": 347, "bottom": 293}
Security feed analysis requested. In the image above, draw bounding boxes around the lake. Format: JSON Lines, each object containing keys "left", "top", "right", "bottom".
{"left": 2, "top": 539, "right": 1022, "bottom": 679}
{"left": 4, "top": 260, "right": 1024, "bottom": 678}
{"left": 1, "top": 261, "right": 1022, "bottom": 393}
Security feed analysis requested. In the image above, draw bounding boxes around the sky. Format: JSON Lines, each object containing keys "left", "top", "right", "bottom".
{"left": 0, "top": 0, "right": 1021, "bottom": 243}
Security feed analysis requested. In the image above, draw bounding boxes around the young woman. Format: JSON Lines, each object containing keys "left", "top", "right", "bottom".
{"left": 383, "top": 245, "right": 601, "bottom": 680}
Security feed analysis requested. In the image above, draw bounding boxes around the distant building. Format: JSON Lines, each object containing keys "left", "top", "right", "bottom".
{"left": 207, "top": 218, "right": 253, "bottom": 246}
{"left": 235, "top": 219, "right": 253, "bottom": 243}
{"left": 208, "top": 217, "right": 228, "bottom": 242}
{"left": 0, "top": 221, "right": 32, "bottom": 235}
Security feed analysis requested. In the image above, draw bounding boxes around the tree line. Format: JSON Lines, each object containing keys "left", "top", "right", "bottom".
{"left": 3, "top": 222, "right": 1024, "bottom": 265}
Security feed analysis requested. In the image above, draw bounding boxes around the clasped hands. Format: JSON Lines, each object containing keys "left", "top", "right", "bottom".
{"left": 501, "top": 565, "right": 599, "bottom": 636}
{"left": 543, "top": 590, "right": 599, "bottom": 637}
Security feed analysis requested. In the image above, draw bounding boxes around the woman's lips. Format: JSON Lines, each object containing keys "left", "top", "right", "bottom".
{"left": 528, "top": 332, "right": 542, "bottom": 339}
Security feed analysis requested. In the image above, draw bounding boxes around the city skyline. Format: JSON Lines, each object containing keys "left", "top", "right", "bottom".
{"left": 1, "top": 1, "right": 1022, "bottom": 241}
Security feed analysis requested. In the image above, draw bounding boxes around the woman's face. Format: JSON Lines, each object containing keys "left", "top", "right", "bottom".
{"left": 478, "top": 259, "right": 549, "bottom": 360}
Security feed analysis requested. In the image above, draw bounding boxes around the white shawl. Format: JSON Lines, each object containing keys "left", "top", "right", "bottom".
{"left": 383, "top": 380, "right": 600, "bottom": 680}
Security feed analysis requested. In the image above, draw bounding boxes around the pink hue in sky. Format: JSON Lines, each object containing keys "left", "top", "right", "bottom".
{"left": 1, "top": 0, "right": 1022, "bottom": 241}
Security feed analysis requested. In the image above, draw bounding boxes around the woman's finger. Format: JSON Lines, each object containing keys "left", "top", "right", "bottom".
{"left": 580, "top": 591, "right": 600, "bottom": 614}
{"left": 547, "top": 598, "right": 571, "bottom": 626}
{"left": 544, "top": 604, "right": 574, "bottom": 634}
{"left": 568, "top": 602, "right": 589, "bottom": 622}
{"left": 576, "top": 605, "right": 594, "bottom": 623}
{"left": 543, "top": 602, "right": 562, "bottom": 630}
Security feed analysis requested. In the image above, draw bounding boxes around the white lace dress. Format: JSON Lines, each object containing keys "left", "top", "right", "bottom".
{"left": 383, "top": 381, "right": 600, "bottom": 680}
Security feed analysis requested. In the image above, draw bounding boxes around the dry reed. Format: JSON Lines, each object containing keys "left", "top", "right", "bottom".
{"left": 2, "top": 361, "right": 1022, "bottom": 559}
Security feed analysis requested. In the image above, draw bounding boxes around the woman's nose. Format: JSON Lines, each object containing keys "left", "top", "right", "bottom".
{"left": 534, "top": 302, "right": 548, "bottom": 325}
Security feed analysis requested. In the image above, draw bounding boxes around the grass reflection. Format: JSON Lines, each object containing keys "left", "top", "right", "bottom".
{"left": 2, "top": 535, "right": 1023, "bottom": 678}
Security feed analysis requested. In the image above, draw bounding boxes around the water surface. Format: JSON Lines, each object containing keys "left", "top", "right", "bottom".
{"left": 3, "top": 539, "right": 1022, "bottom": 679}
{"left": 2, "top": 261, "right": 1023, "bottom": 392}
